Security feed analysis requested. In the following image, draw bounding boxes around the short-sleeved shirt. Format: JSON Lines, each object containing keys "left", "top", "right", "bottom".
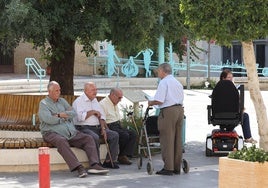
{"left": 154, "top": 74, "right": 184, "bottom": 109}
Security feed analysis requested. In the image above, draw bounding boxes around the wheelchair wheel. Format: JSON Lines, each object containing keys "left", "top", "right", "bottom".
{"left": 206, "top": 136, "right": 213, "bottom": 156}
{"left": 206, "top": 147, "right": 213, "bottom": 156}
{"left": 147, "top": 161, "right": 153, "bottom": 175}
{"left": 182, "top": 159, "right": 189, "bottom": 173}
{"left": 137, "top": 155, "right": 142, "bottom": 169}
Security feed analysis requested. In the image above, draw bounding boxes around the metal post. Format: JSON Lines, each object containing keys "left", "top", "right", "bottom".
{"left": 169, "top": 42, "right": 174, "bottom": 75}
{"left": 25, "top": 58, "right": 30, "bottom": 81}
{"left": 39, "top": 147, "right": 50, "bottom": 188}
{"left": 207, "top": 42, "right": 211, "bottom": 80}
{"left": 186, "top": 40, "right": 190, "bottom": 89}
{"left": 94, "top": 56, "right": 96, "bottom": 75}
{"left": 39, "top": 77, "right": 42, "bottom": 93}
{"left": 158, "top": 15, "right": 165, "bottom": 65}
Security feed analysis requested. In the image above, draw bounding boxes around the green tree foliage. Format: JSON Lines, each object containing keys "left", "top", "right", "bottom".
{"left": 180, "top": 0, "right": 268, "bottom": 45}
{"left": 180, "top": 0, "right": 268, "bottom": 150}
{"left": 0, "top": 0, "right": 188, "bottom": 94}
{"left": 99, "top": 0, "right": 188, "bottom": 56}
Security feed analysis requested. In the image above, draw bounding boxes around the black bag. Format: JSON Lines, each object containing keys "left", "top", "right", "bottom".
{"left": 145, "top": 115, "right": 159, "bottom": 135}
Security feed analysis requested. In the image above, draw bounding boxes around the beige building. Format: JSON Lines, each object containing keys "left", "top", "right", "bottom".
{"left": 0, "top": 42, "right": 97, "bottom": 76}
{"left": 1, "top": 39, "right": 267, "bottom": 77}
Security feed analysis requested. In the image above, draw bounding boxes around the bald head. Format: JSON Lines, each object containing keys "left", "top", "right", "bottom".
{"left": 110, "top": 87, "right": 122, "bottom": 95}
{"left": 109, "top": 87, "right": 123, "bottom": 105}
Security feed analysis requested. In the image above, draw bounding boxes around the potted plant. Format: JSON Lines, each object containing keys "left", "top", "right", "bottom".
{"left": 219, "top": 145, "right": 268, "bottom": 188}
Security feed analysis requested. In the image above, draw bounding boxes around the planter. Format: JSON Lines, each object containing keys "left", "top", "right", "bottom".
{"left": 219, "top": 157, "right": 268, "bottom": 188}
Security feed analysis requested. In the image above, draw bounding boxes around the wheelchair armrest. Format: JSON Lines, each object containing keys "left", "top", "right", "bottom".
{"left": 207, "top": 105, "right": 212, "bottom": 124}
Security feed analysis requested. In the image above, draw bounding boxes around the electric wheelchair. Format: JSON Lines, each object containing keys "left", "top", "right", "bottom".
{"left": 206, "top": 80, "right": 244, "bottom": 156}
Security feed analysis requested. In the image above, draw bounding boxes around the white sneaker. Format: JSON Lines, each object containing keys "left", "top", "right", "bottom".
{"left": 88, "top": 163, "right": 109, "bottom": 174}
{"left": 244, "top": 137, "right": 257, "bottom": 144}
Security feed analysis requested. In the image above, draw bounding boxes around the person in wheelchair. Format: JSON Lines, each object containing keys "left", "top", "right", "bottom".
{"left": 206, "top": 77, "right": 244, "bottom": 156}
{"left": 220, "top": 69, "right": 257, "bottom": 144}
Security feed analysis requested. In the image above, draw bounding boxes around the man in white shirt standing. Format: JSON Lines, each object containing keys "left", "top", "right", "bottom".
{"left": 148, "top": 63, "right": 184, "bottom": 176}
{"left": 72, "top": 82, "right": 120, "bottom": 169}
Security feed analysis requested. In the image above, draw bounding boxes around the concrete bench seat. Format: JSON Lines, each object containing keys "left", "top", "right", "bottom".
{"left": 0, "top": 94, "right": 106, "bottom": 172}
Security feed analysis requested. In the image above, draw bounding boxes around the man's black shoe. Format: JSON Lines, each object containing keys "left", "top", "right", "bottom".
{"left": 102, "top": 161, "right": 120, "bottom": 169}
{"left": 156, "top": 168, "right": 173, "bottom": 176}
{"left": 173, "top": 170, "right": 181, "bottom": 175}
{"left": 76, "top": 165, "right": 87, "bottom": 178}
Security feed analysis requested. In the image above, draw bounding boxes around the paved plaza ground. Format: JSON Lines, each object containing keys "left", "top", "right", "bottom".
{"left": 0, "top": 75, "right": 264, "bottom": 187}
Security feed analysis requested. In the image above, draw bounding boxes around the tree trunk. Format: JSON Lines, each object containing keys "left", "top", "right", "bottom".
{"left": 242, "top": 41, "right": 268, "bottom": 151}
{"left": 49, "top": 39, "right": 75, "bottom": 95}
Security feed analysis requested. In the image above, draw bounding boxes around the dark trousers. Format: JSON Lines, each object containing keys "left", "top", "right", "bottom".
{"left": 242, "top": 112, "right": 252, "bottom": 139}
{"left": 107, "top": 122, "right": 137, "bottom": 157}
{"left": 158, "top": 105, "right": 184, "bottom": 172}
{"left": 43, "top": 131, "right": 99, "bottom": 171}
{"left": 75, "top": 125, "right": 119, "bottom": 162}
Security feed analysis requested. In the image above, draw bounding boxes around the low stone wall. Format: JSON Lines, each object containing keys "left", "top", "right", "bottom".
{"left": 0, "top": 130, "right": 107, "bottom": 172}
{"left": 0, "top": 145, "right": 107, "bottom": 172}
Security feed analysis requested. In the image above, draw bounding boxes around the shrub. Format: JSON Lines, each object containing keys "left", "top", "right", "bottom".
{"left": 228, "top": 145, "right": 268, "bottom": 163}
{"left": 203, "top": 79, "right": 217, "bottom": 89}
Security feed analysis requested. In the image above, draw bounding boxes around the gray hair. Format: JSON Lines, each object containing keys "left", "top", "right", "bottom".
{"left": 84, "top": 82, "right": 95, "bottom": 91}
{"left": 47, "top": 81, "right": 59, "bottom": 91}
{"left": 159, "top": 63, "right": 172, "bottom": 74}
{"left": 110, "top": 87, "right": 122, "bottom": 95}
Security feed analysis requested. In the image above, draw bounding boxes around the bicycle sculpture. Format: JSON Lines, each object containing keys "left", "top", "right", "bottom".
{"left": 121, "top": 56, "right": 139, "bottom": 77}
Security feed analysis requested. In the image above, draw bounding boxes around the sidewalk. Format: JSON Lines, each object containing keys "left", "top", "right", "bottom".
{"left": 0, "top": 74, "right": 263, "bottom": 188}
{"left": 0, "top": 141, "right": 218, "bottom": 188}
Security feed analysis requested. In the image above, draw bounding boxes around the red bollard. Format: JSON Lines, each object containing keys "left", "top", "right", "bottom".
{"left": 39, "top": 147, "right": 50, "bottom": 188}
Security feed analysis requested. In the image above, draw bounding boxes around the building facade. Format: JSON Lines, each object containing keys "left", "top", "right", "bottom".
{"left": 0, "top": 39, "right": 267, "bottom": 76}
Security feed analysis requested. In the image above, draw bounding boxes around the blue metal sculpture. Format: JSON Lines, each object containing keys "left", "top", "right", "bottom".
{"left": 90, "top": 42, "right": 268, "bottom": 78}
{"left": 121, "top": 56, "right": 139, "bottom": 77}
{"left": 167, "top": 43, "right": 175, "bottom": 75}
{"left": 135, "top": 48, "right": 154, "bottom": 77}
{"left": 107, "top": 44, "right": 120, "bottom": 77}
{"left": 158, "top": 15, "right": 165, "bottom": 64}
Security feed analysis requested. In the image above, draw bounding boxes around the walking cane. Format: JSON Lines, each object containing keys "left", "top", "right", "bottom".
{"left": 127, "top": 111, "right": 139, "bottom": 135}
{"left": 104, "top": 138, "right": 114, "bottom": 168}
{"left": 99, "top": 118, "right": 114, "bottom": 168}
